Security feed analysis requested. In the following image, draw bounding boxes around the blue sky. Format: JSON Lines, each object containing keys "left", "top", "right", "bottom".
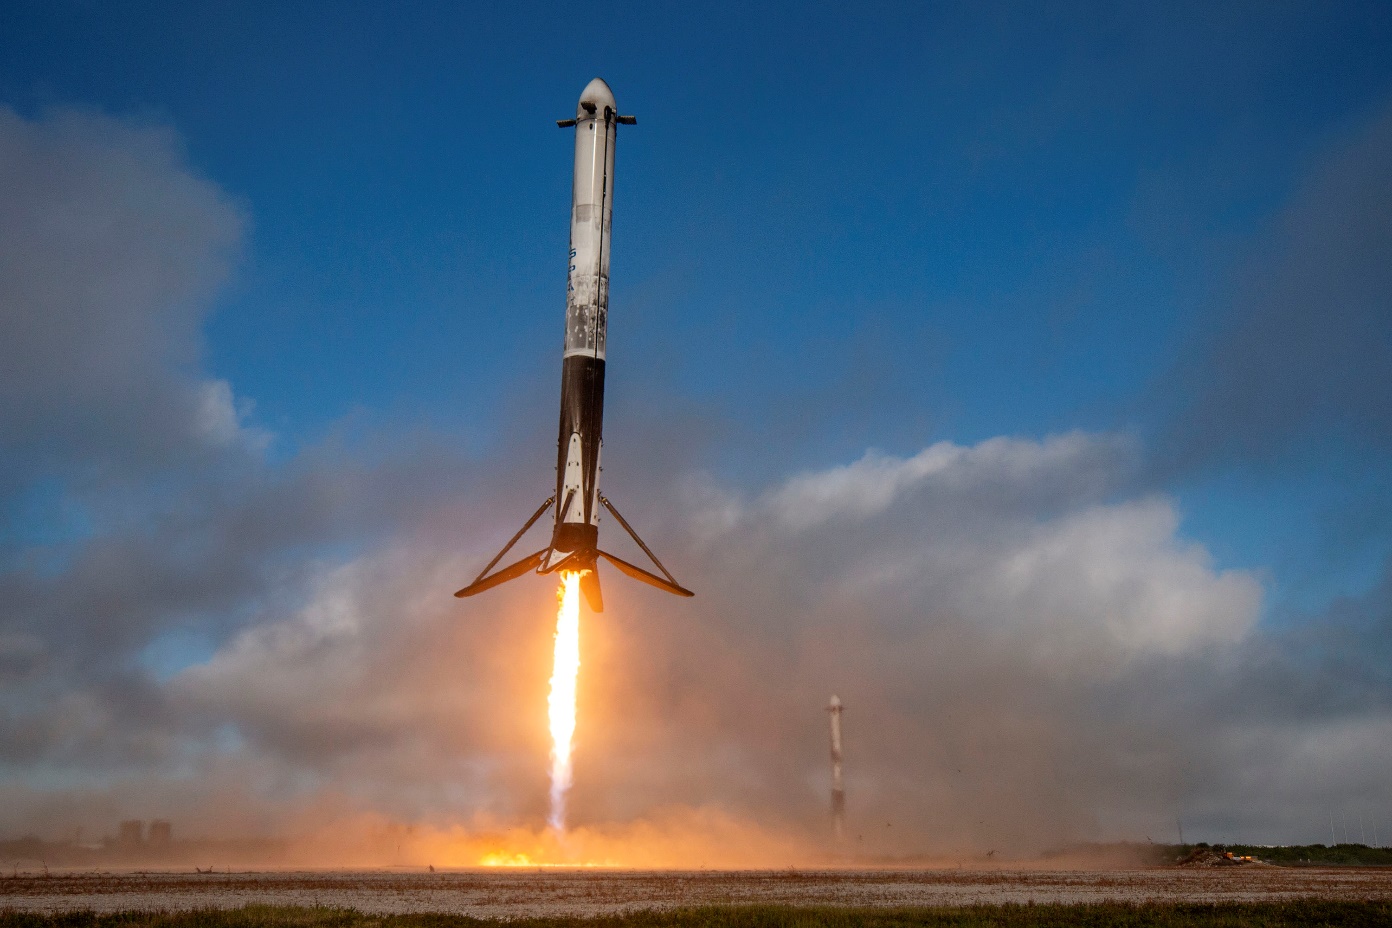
{"left": 5, "top": 1, "right": 1388, "bottom": 597}
{"left": 2, "top": 2, "right": 1391, "bottom": 850}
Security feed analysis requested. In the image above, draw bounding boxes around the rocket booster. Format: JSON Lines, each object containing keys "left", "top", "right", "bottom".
{"left": 828, "top": 695, "right": 845, "bottom": 840}
{"left": 454, "top": 79, "right": 692, "bottom": 612}
{"left": 550, "top": 77, "right": 620, "bottom": 566}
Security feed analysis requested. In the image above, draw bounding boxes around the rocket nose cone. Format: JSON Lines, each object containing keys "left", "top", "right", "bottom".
{"left": 577, "top": 77, "right": 617, "bottom": 117}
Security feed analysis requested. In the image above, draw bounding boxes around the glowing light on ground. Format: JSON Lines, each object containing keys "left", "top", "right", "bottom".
{"left": 479, "top": 852, "right": 535, "bottom": 867}
{"left": 548, "top": 570, "right": 583, "bottom": 831}
{"left": 454, "top": 809, "right": 819, "bottom": 869}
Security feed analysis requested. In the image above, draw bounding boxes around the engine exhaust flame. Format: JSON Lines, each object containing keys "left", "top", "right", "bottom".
{"left": 548, "top": 570, "right": 583, "bottom": 831}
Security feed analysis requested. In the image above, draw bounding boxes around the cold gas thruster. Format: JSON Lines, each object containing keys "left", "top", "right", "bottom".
{"left": 454, "top": 78, "right": 693, "bottom": 613}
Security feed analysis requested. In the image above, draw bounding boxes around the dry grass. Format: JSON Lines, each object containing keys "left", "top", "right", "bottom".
{"left": 4, "top": 902, "right": 1392, "bottom": 928}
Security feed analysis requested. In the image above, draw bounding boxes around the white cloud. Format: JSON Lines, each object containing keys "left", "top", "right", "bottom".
{"left": 969, "top": 499, "right": 1259, "bottom": 668}
{"left": 146, "top": 432, "right": 1278, "bottom": 849}
{"left": 763, "top": 433, "right": 1124, "bottom": 530}
{"left": 196, "top": 379, "right": 271, "bottom": 452}
{"left": 716, "top": 432, "right": 1259, "bottom": 673}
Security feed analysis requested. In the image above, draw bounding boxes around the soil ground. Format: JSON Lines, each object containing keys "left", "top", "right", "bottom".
{"left": 3, "top": 868, "right": 1392, "bottom": 916}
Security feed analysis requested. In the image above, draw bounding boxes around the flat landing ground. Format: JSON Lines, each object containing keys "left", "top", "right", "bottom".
{"left": 3, "top": 868, "right": 1392, "bottom": 915}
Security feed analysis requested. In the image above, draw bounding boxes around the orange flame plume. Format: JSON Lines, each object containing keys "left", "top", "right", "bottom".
{"left": 548, "top": 570, "right": 583, "bottom": 831}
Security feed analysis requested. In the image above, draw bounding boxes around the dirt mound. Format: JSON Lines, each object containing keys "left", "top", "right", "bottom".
{"left": 1177, "top": 847, "right": 1261, "bottom": 868}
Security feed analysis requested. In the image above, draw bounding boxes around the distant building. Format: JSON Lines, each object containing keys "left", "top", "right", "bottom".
{"left": 148, "top": 820, "right": 172, "bottom": 845}
{"left": 118, "top": 820, "right": 144, "bottom": 845}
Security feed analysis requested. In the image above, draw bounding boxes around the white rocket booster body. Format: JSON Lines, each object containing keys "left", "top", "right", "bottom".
{"left": 565, "top": 78, "right": 615, "bottom": 365}
{"left": 828, "top": 694, "right": 845, "bottom": 839}
{"left": 550, "top": 78, "right": 620, "bottom": 567}
{"left": 453, "top": 79, "right": 692, "bottom": 613}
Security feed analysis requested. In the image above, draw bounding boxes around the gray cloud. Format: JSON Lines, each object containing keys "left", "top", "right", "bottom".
{"left": 1156, "top": 98, "right": 1392, "bottom": 474}
{"left": 0, "top": 107, "right": 478, "bottom": 794}
{"left": 0, "top": 106, "right": 263, "bottom": 497}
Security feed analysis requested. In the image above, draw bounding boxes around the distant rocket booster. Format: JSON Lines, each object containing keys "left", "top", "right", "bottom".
{"left": 454, "top": 78, "right": 693, "bottom": 613}
{"left": 828, "top": 695, "right": 845, "bottom": 841}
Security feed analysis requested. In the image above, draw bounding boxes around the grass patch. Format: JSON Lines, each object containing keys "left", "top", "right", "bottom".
{"left": 1226, "top": 846, "right": 1392, "bottom": 868}
{"left": 1154, "top": 844, "right": 1392, "bottom": 867}
{"left": 3, "top": 903, "right": 1392, "bottom": 928}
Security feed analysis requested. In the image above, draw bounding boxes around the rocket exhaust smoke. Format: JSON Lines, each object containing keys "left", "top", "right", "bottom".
{"left": 547, "top": 571, "right": 584, "bottom": 831}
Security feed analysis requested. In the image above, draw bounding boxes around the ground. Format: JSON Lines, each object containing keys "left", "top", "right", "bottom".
{"left": 3, "top": 869, "right": 1392, "bottom": 917}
